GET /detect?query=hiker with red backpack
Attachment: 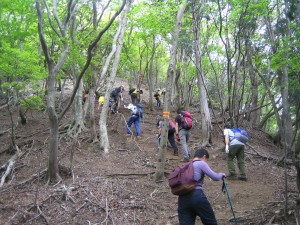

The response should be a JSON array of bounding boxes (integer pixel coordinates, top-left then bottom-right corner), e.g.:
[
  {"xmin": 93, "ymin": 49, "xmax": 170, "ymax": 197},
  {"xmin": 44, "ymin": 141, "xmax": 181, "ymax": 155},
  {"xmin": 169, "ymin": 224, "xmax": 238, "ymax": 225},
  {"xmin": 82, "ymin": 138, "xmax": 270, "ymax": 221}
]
[
  {"xmin": 175, "ymin": 108, "xmax": 193, "ymax": 162},
  {"xmin": 224, "ymin": 124, "xmax": 248, "ymax": 181},
  {"xmin": 157, "ymin": 118, "xmax": 179, "ymax": 156},
  {"xmin": 177, "ymin": 148, "xmax": 225, "ymax": 225}
]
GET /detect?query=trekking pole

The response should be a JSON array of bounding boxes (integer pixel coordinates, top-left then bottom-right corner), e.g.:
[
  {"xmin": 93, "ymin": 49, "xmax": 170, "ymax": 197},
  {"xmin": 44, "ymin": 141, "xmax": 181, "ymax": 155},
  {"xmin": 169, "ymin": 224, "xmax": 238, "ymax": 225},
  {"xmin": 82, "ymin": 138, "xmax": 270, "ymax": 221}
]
[{"xmin": 222, "ymin": 179, "xmax": 238, "ymax": 225}]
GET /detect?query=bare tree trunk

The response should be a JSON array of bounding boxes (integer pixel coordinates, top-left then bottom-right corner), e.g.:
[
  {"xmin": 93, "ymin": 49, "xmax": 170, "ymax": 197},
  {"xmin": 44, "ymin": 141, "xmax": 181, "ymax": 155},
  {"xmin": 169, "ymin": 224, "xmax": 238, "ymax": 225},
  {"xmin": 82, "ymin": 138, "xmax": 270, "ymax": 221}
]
[
  {"xmin": 88, "ymin": 70, "xmax": 98, "ymax": 143},
  {"xmin": 247, "ymin": 44, "xmax": 260, "ymax": 128},
  {"xmin": 99, "ymin": 0, "xmax": 132, "ymax": 153},
  {"xmin": 192, "ymin": 5, "xmax": 211, "ymax": 147},
  {"xmin": 155, "ymin": 4, "xmax": 186, "ymax": 182},
  {"xmin": 98, "ymin": 24, "xmax": 121, "ymax": 88},
  {"xmin": 147, "ymin": 35, "xmax": 156, "ymax": 111},
  {"xmin": 69, "ymin": 66, "xmax": 87, "ymax": 136},
  {"xmin": 47, "ymin": 63, "xmax": 60, "ymax": 183},
  {"xmin": 36, "ymin": 0, "xmax": 76, "ymax": 184}
]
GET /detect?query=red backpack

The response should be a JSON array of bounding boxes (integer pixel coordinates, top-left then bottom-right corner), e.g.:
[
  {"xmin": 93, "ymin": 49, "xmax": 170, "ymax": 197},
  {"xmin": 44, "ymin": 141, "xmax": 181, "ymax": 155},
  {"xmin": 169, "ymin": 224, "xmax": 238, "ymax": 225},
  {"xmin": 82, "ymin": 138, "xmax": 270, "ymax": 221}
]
[
  {"xmin": 168, "ymin": 160, "xmax": 199, "ymax": 195},
  {"xmin": 169, "ymin": 119, "xmax": 176, "ymax": 132},
  {"xmin": 179, "ymin": 111, "xmax": 193, "ymax": 130}
]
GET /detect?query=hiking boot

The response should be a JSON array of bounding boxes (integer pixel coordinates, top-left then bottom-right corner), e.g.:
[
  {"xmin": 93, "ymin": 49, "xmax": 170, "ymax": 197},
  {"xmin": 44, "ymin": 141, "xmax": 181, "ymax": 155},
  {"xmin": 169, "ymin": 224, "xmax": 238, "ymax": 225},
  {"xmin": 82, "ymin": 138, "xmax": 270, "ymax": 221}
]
[
  {"xmin": 238, "ymin": 176, "xmax": 248, "ymax": 181},
  {"xmin": 226, "ymin": 174, "xmax": 237, "ymax": 180},
  {"xmin": 136, "ymin": 136, "xmax": 142, "ymax": 140},
  {"xmin": 174, "ymin": 151, "xmax": 179, "ymax": 156}
]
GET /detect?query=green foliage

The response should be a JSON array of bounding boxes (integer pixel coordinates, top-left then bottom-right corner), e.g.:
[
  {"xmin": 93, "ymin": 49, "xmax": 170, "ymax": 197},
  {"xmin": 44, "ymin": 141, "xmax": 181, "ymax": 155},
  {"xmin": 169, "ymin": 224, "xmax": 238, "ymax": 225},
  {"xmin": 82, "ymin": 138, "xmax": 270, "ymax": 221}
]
[{"xmin": 20, "ymin": 95, "xmax": 46, "ymax": 111}]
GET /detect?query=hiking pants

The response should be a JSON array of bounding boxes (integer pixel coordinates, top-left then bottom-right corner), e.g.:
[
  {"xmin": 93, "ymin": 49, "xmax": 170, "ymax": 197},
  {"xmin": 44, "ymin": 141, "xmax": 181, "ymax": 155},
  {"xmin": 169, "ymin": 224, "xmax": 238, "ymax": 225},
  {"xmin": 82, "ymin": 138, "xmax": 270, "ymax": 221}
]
[
  {"xmin": 179, "ymin": 129, "xmax": 191, "ymax": 160},
  {"xmin": 158, "ymin": 131, "xmax": 178, "ymax": 153},
  {"xmin": 168, "ymin": 130, "xmax": 178, "ymax": 154},
  {"xmin": 227, "ymin": 144, "xmax": 247, "ymax": 178},
  {"xmin": 131, "ymin": 93, "xmax": 138, "ymax": 104},
  {"xmin": 126, "ymin": 115, "xmax": 141, "ymax": 136},
  {"xmin": 178, "ymin": 189, "xmax": 218, "ymax": 225},
  {"xmin": 112, "ymin": 95, "xmax": 120, "ymax": 112},
  {"xmin": 155, "ymin": 97, "xmax": 161, "ymax": 107}
]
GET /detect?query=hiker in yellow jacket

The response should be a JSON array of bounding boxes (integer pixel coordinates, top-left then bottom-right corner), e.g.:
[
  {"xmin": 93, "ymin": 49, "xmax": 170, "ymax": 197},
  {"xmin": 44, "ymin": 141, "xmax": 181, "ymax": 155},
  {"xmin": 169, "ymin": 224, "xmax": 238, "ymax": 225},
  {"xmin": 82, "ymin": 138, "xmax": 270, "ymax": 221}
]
[
  {"xmin": 129, "ymin": 88, "xmax": 143, "ymax": 104},
  {"xmin": 98, "ymin": 96, "xmax": 104, "ymax": 110}
]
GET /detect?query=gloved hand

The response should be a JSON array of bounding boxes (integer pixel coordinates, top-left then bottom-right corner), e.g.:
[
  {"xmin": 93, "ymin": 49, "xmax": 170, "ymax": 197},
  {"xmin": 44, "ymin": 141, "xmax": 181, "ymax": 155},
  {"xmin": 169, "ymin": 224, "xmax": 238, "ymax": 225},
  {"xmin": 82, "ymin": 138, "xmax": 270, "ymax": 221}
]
[
  {"xmin": 176, "ymin": 134, "xmax": 180, "ymax": 142},
  {"xmin": 225, "ymin": 145, "xmax": 229, "ymax": 153}
]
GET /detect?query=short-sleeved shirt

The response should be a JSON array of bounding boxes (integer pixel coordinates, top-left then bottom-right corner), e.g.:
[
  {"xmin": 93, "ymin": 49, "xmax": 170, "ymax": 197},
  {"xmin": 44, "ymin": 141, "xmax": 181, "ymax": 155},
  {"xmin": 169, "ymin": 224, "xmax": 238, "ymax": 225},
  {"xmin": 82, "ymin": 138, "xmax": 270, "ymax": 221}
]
[{"xmin": 224, "ymin": 128, "xmax": 245, "ymax": 146}]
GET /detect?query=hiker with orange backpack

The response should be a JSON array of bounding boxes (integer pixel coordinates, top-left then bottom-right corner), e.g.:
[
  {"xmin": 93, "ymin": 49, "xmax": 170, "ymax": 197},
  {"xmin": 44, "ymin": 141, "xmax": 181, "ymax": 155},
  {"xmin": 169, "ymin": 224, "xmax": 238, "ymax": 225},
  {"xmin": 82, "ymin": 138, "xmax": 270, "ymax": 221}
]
[
  {"xmin": 175, "ymin": 108, "xmax": 193, "ymax": 162},
  {"xmin": 157, "ymin": 118, "xmax": 179, "ymax": 156}
]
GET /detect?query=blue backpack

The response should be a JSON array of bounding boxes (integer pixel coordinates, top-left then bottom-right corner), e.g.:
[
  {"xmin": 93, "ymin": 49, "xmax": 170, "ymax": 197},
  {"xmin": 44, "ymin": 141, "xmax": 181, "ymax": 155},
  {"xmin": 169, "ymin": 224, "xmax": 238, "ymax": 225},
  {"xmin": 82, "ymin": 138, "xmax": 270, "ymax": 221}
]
[
  {"xmin": 134, "ymin": 104, "xmax": 143, "ymax": 119},
  {"xmin": 230, "ymin": 128, "xmax": 249, "ymax": 143}
]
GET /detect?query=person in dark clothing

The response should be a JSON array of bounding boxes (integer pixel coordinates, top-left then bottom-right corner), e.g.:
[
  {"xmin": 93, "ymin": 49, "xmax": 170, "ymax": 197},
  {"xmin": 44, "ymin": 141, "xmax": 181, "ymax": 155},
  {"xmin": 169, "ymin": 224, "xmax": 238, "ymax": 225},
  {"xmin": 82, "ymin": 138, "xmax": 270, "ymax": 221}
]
[
  {"xmin": 178, "ymin": 148, "xmax": 225, "ymax": 225},
  {"xmin": 157, "ymin": 118, "xmax": 179, "ymax": 155},
  {"xmin": 110, "ymin": 85, "xmax": 124, "ymax": 113},
  {"xmin": 129, "ymin": 88, "xmax": 143, "ymax": 104},
  {"xmin": 175, "ymin": 108, "xmax": 192, "ymax": 162},
  {"xmin": 154, "ymin": 89, "xmax": 162, "ymax": 107}
]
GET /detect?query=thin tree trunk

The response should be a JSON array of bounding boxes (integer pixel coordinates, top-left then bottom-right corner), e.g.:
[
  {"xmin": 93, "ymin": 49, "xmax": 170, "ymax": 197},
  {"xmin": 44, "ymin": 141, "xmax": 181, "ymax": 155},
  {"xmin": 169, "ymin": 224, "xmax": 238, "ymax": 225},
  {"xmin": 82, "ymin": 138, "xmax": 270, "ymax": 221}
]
[
  {"xmin": 47, "ymin": 63, "xmax": 60, "ymax": 183},
  {"xmin": 192, "ymin": 5, "xmax": 211, "ymax": 147},
  {"xmin": 99, "ymin": 0, "xmax": 132, "ymax": 153},
  {"xmin": 36, "ymin": 0, "xmax": 75, "ymax": 184},
  {"xmin": 155, "ymin": 4, "xmax": 186, "ymax": 182},
  {"xmin": 70, "ymin": 66, "xmax": 87, "ymax": 136}
]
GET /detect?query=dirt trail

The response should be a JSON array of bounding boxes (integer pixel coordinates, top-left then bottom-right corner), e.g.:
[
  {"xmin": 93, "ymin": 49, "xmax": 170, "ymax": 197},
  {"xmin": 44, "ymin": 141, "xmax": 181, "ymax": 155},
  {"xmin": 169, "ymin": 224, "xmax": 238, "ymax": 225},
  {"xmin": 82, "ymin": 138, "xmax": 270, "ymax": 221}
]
[{"xmin": 0, "ymin": 79, "xmax": 298, "ymax": 224}]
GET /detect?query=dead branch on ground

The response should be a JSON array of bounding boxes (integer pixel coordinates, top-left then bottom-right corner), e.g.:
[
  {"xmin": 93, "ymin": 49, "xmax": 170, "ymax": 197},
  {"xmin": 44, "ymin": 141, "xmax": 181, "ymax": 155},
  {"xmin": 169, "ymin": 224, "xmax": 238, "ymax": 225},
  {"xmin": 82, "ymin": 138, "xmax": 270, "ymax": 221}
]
[{"xmin": 106, "ymin": 172, "xmax": 155, "ymax": 177}]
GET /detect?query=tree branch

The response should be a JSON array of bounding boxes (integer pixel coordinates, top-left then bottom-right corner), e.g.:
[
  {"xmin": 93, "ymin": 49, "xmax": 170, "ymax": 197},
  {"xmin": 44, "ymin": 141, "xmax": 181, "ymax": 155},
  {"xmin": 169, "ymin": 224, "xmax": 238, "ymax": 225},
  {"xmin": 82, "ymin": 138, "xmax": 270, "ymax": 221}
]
[{"xmin": 58, "ymin": 0, "xmax": 126, "ymax": 121}]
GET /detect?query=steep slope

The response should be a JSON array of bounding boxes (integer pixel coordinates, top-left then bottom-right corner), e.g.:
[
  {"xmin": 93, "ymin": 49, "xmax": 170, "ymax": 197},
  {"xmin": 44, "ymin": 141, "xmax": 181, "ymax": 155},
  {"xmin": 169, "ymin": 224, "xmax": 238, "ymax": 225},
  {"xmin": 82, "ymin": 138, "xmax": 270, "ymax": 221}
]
[{"xmin": 0, "ymin": 79, "xmax": 298, "ymax": 225}]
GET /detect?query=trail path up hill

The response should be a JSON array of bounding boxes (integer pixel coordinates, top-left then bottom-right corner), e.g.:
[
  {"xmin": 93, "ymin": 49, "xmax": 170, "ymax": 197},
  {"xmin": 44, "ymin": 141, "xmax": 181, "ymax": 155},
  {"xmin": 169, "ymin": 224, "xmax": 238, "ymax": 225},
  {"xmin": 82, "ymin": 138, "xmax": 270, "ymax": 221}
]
[{"xmin": 0, "ymin": 78, "xmax": 298, "ymax": 225}]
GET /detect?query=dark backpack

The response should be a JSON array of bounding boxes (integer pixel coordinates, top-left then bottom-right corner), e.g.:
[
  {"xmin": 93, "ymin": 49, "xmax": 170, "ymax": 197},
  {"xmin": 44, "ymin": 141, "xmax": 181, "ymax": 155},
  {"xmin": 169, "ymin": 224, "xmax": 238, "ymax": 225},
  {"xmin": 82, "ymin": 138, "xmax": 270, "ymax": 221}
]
[
  {"xmin": 179, "ymin": 111, "xmax": 193, "ymax": 130},
  {"xmin": 168, "ymin": 160, "xmax": 199, "ymax": 195},
  {"xmin": 230, "ymin": 128, "xmax": 249, "ymax": 143},
  {"xmin": 129, "ymin": 88, "xmax": 135, "ymax": 95}
]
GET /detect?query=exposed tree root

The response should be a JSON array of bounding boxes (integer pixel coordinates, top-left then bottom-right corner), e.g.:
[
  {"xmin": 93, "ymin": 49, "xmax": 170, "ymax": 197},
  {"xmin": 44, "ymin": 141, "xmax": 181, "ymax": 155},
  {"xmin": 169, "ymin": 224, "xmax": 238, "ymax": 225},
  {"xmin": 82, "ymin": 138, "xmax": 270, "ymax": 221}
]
[
  {"xmin": 0, "ymin": 127, "xmax": 11, "ymax": 137},
  {"xmin": 0, "ymin": 142, "xmax": 31, "ymax": 187}
]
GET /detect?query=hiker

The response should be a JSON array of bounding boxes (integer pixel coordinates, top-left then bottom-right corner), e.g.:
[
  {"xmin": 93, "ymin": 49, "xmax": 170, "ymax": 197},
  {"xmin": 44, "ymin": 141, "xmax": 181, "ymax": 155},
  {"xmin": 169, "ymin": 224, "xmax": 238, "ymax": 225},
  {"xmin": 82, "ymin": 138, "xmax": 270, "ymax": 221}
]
[
  {"xmin": 110, "ymin": 85, "xmax": 124, "ymax": 113},
  {"xmin": 157, "ymin": 118, "xmax": 179, "ymax": 156},
  {"xmin": 175, "ymin": 108, "xmax": 192, "ymax": 162},
  {"xmin": 97, "ymin": 95, "xmax": 104, "ymax": 110},
  {"xmin": 178, "ymin": 148, "xmax": 225, "ymax": 225},
  {"xmin": 129, "ymin": 88, "xmax": 143, "ymax": 104},
  {"xmin": 154, "ymin": 89, "xmax": 162, "ymax": 107},
  {"xmin": 125, "ymin": 103, "xmax": 143, "ymax": 138},
  {"xmin": 224, "ymin": 124, "xmax": 247, "ymax": 181}
]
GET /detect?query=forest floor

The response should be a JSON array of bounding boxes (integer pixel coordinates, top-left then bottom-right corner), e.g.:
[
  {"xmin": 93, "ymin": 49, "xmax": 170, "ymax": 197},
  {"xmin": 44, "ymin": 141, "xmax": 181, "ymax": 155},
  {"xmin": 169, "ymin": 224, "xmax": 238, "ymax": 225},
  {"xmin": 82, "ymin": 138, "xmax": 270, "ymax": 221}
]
[{"xmin": 0, "ymin": 79, "xmax": 299, "ymax": 225}]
